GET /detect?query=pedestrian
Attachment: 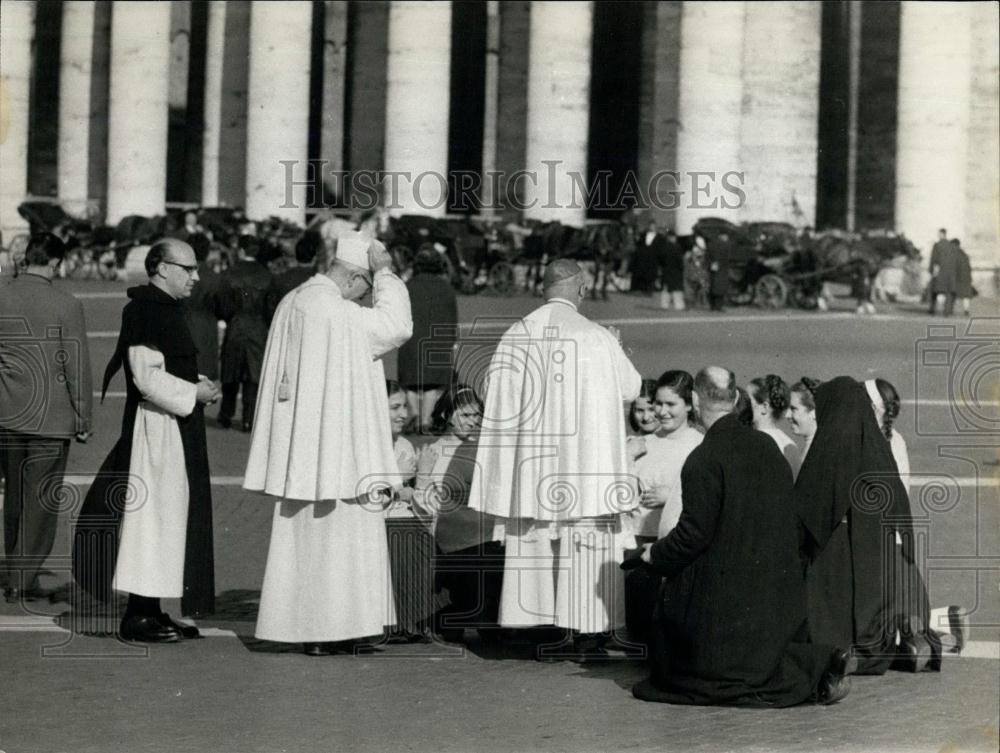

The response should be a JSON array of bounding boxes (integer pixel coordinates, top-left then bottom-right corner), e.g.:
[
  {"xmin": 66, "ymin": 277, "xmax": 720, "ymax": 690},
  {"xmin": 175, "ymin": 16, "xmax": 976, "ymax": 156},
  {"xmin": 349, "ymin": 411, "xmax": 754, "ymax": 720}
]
[
  {"xmin": 927, "ymin": 228, "xmax": 956, "ymax": 315},
  {"xmin": 658, "ymin": 230, "xmax": 685, "ymax": 311},
  {"xmin": 246, "ymin": 232, "xmax": 412, "ymax": 656},
  {"xmin": 396, "ymin": 247, "xmax": 458, "ymax": 433},
  {"xmin": 950, "ymin": 239, "xmax": 973, "ymax": 316},
  {"xmin": 412, "ymin": 385, "xmax": 503, "ymax": 643},
  {"xmin": 0, "ymin": 233, "xmax": 92, "ymax": 602},
  {"xmin": 796, "ymin": 376, "xmax": 926, "ymax": 675},
  {"xmin": 468, "ymin": 259, "xmax": 642, "ymax": 654},
  {"xmin": 72, "ymin": 238, "xmax": 220, "ymax": 642},
  {"xmin": 263, "ymin": 234, "xmax": 320, "ymax": 325},
  {"xmin": 630, "ymin": 219, "xmax": 664, "ymax": 294},
  {"xmin": 747, "ymin": 374, "xmax": 801, "ymax": 478},
  {"xmin": 217, "ymin": 235, "xmax": 271, "ymax": 431},
  {"xmin": 628, "ymin": 367, "xmax": 852, "ymax": 707},
  {"xmin": 184, "ymin": 233, "xmax": 221, "ymax": 381}
]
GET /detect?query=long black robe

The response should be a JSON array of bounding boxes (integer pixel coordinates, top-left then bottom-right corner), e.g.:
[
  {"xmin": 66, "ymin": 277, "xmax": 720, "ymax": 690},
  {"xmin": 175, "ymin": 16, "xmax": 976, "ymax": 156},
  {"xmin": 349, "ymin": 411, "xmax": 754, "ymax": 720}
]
[
  {"xmin": 72, "ymin": 284, "xmax": 215, "ymax": 616},
  {"xmin": 795, "ymin": 376, "xmax": 919, "ymax": 675},
  {"xmin": 634, "ymin": 414, "xmax": 830, "ymax": 707},
  {"xmin": 217, "ymin": 259, "xmax": 270, "ymax": 385},
  {"xmin": 396, "ymin": 274, "xmax": 457, "ymax": 388}
]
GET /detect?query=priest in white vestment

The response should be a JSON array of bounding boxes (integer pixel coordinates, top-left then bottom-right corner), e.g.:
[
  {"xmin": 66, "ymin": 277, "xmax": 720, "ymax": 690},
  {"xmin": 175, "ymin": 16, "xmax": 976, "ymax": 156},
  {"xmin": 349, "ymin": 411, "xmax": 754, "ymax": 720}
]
[
  {"xmin": 245, "ymin": 233, "xmax": 412, "ymax": 655},
  {"xmin": 468, "ymin": 259, "xmax": 642, "ymax": 637}
]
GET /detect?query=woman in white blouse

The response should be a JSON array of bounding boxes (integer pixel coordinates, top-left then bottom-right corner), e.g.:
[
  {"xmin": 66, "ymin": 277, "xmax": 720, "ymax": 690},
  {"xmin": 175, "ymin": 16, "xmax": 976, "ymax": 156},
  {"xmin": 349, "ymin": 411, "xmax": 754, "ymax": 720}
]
[{"xmin": 747, "ymin": 374, "xmax": 802, "ymax": 479}]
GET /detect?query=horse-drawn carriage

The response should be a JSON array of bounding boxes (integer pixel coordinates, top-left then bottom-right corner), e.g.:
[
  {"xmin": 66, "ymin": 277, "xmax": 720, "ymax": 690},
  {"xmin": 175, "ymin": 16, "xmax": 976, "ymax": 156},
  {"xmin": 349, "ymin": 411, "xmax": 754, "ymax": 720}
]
[{"xmin": 688, "ymin": 217, "xmax": 919, "ymax": 309}]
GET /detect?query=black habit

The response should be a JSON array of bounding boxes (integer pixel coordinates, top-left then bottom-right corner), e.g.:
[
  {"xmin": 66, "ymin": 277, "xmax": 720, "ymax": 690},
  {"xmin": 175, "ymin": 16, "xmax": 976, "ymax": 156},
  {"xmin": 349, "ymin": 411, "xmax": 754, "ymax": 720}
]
[
  {"xmin": 795, "ymin": 377, "xmax": 919, "ymax": 675},
  {"xmin": 397, "ymin": 274, "xmax": 458, "ymax": 388},
  {"xmin": 634, "ymin": 414, "xmax": 831, "ymax": 707},
  {"xmin": 72, "ymin": 285, "xmax": 215, "ymax": 616}
]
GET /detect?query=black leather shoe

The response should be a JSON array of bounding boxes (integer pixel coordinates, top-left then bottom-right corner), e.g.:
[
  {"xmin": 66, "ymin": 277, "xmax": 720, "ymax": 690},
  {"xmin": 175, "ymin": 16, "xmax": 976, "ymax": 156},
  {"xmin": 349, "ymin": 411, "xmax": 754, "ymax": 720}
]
[
  {"xmin": 815, "ymin": 648, "xmax": 854, "ymax": 705},
  {"xmin": 159, "ymin": 613, "xmax": 203, "ymax": 639},
  {"xmin": 894, "ymin": 636, "xmax": 931, "ymax": 673},
  {"xmin": 217, "ymin": 416, "xmax": 232, "ymax": 429},
  {"xmin": 303, "ymin": 642, "xmax": 333, "ymax": 656},
  {"xmin": 120, "ymin": 616, "xmax": 182, "ymax": 643},
  {"xmin": 241, "ymin": 419, "xmax": 253, "ymax": 433}
]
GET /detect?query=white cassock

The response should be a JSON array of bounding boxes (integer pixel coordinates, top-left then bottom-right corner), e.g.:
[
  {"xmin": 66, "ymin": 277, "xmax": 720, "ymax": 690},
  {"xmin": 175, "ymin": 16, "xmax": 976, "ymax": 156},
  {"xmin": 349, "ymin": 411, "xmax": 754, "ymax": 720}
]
[
  {"xmin": 467, "ymin": 299, "xmax": 642, "ymax": 633},
  {"xmin": 246, "ymin": 270, "xmax": 412, "ymax": 642},
  {"xmin": 113, "ymin": 346, "xmax": 196, "ymax": 598}
]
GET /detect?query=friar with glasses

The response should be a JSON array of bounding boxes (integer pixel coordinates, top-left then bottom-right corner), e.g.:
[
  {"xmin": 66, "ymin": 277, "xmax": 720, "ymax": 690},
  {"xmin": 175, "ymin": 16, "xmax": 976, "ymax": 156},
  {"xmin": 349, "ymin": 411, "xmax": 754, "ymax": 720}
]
[{"xmin": 73, "ymin": 238, "xmax": 221, "ymax": 643}]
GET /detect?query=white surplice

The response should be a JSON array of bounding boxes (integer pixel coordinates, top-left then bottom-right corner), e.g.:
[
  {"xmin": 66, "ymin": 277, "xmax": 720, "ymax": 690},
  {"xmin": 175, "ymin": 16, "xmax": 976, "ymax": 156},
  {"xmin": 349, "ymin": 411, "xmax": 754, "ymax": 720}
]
[
  {"xmin": 112, "ymin": 346, "xmax": 197, "ymax": 598},
  {"xmin": 467, "ymin": 300, "xmax": 642, "ymax": 632},
  {"xmin": 248, "ymin": 270, "xmax": 412, "ymax": 643}
]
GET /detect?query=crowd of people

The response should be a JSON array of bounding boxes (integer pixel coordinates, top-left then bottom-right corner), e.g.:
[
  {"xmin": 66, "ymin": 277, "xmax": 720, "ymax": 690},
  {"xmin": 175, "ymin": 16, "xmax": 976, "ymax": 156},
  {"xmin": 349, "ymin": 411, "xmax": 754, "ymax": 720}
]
[{"xmin": 1, "ymin": 230, "xmax": 968, "ymax": 711}]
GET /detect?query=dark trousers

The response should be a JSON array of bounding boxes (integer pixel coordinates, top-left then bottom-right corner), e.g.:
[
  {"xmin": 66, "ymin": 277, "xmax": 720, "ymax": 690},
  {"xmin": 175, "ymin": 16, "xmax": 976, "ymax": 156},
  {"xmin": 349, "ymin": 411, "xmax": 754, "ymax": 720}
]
[
  {"xmin": 434, "ymin": 541, "xmax": 505, "ymax": 635},
  {"xmin": 0, "ymin": 428, "xmax": 70, "ymax": 590},
  {"xmin": 219, "ymin": 381, "xmax": 258, "ymax": 425}
]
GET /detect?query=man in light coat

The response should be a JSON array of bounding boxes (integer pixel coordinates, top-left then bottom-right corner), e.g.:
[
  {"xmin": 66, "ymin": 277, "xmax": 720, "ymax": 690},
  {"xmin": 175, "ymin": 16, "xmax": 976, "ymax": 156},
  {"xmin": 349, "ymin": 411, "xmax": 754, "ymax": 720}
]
[{"xmin": 245, "ymin": 232, "xmax": 412, "ymax": 656}]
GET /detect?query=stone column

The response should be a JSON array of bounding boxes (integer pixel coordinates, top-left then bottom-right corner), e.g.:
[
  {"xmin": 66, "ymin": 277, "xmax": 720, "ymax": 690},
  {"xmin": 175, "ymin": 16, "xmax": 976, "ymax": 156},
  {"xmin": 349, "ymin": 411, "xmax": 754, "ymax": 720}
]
[
  {"xmin": 739, "ymin": 2, "xmax": 822, "ymax": 226},
  {"xmin": 201, "ymin": 0, "xmax": 226, "ymax": 206},
  {"xmin": 58, "ymin": 1, "xmax": 97, "ymax": 219},
  {"xmin": 636, "ymin": 1, "xmax": 682, "ymax": 229},
  {"xmin": 495, "ymin": 1, "xmax": 530, "ymax": 217},
  {"xmin": 320, "ymin": 0, "xmax": 348, "ymax": 202},
  {"xmin": 218, "ymin": 0, "xmax": 249, "ymax": 209},
  {"xmin": 383, "ymin": 1, "xmax": 452, "ymax": 217},
  {"xmin": 523, "ymin": 1, "xmax": 593, "ymax": 225},
  {"xmin": 106, "ymin": 0, "xmax": 172, "ymax": 224},
  {"xmin": 895, "ymin": 2, "xmax": 972, "ymax": 253},
  {"xmin": 964, "ymin": 1, "xmax": 999, "ymax": 289},
  {"xmin": 245, "ymin": 0, "xmax": 312, "ymax": 223},
  {"xmin": 480, "ymin": 0, "xmax": 500, "ymax": 214},
  {"xmin": 674, "ymin": 1, "xmax": 746, "ymax": 234},
  {"xmin": 0, "ymin": 0, "xmax": 35, "ymax": 238}
]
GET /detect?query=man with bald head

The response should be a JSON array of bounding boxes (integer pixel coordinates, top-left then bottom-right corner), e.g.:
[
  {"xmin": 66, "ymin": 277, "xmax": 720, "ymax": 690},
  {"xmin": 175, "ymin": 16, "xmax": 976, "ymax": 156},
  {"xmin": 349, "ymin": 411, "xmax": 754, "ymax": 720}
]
[
  {"xmin": 628, "ymin": 366, "xmax": 852, "ymax": 706},
  {"xmin": 469, "ymin": 258, "xmax": 642, "ymax": 654},
  {"xmin": 74, "ymin": 238, "xmax": 221, "ymax": 642}
]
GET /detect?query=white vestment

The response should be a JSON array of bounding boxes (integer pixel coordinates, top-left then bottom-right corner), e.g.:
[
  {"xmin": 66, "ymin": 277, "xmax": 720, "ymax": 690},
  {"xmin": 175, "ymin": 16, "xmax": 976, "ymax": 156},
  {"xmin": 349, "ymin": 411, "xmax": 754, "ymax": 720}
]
[
  {"xmin": 113, "ymin": 346, "xmax": 196, "ymax": 598},
  {"xmin": 468, "ymin": 300, "xmax": 642, "ymax": 632},
  {"xmin": 248, "ymin": 270, "xmax": 412, "ymax": 642}
]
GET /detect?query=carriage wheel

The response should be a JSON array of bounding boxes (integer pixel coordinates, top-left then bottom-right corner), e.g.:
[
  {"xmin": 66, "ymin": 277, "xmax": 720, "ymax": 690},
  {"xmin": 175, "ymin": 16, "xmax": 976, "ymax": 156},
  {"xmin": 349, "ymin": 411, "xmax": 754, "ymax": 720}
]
[
  {"xmin": 790, "ymin": 287, "xmax": 819, "ymax": 310},
  {"xmin": 754, "ymin": 274, "xmax": 788, "ymax": 308},
  {"xmin": 488, "ymin": 262, "xmax": 515, "ymax": 295}
]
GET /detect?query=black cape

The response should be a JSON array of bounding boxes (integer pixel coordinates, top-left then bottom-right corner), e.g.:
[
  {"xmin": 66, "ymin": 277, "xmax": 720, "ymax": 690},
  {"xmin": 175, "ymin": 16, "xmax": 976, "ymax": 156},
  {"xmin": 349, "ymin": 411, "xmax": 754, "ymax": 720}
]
[
  {"xmin": 72, "ymin": 284, "xmax": 215, "ymax": 616},
  {"xmin": 396, "ymin": 274, "xmax": 457, "ymax": 388},
  {"xmin": 634, "ymin": 414, "xmax": 830, "ymax": 707},
  {"xmin": 795, "ymin": 376, "xmax": 922, "ymax": 675}
]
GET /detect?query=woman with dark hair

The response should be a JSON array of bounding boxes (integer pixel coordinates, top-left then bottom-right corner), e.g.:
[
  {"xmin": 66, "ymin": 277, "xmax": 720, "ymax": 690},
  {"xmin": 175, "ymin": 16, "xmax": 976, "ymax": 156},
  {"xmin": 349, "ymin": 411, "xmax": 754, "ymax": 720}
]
[
  {"xmin": 627, "ymin": 379, "xmax": 660, "ymax": 435},
  {"xmin": 795, "ymin": 376, "xmax": 934, "ymax": 675},
  {"xmin": 397, "ymin": 247, "xmax": 458, "ymax": 433},
  {"xmin": 623, "ymin": 370, "xmax": 702, "ymax": 645},
  {"xmin": 382, "ymin": 380, "xmax": 442, "ymax": 640},
  {"xmin": 413, "ymin": 385, "xmax": 503, "ymax": 642},
  {"xmin": 748, "ymin": 374, "xmax": 801, "ymax": 478},
  {"xmin": 788, "ymin": 377, "xmax": 821, "ymax": 459}
]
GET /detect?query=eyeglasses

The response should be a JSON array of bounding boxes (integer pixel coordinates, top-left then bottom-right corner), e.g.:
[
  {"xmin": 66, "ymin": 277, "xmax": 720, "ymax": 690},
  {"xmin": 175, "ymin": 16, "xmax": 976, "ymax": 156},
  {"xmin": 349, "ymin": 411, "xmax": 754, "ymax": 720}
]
[{"xmin": 162, "ymin": 260, "xmax": 198, "ymax": 275}]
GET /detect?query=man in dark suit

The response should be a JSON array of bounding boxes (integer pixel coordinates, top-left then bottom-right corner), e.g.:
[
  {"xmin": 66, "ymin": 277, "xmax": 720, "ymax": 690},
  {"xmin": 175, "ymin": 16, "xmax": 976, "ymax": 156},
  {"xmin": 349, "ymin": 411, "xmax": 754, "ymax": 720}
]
[
  {"xmin": 217, "ymin": 235, "xmax": 271, "ymax": 431},
  {"xmin": 628, "ymin": 366, "xmax": 852, "ymax": 707},
  {"xmin": 706, "ymin": 232, "xmax": 731, "ymax": 311},
  {"xmin": 184, "ymin": 233, "xmax": 222, "ymax": 380},
  {"xmin": 264, "ymin": 234, "xmax": 319, "ymax": 325},
  {"xmin": 0, "ymin": 233, "xmax": 92, "ymax": 601},
  {"xmin": 928, "ymin": 228, "xmax": 956, "ymax": 315}
]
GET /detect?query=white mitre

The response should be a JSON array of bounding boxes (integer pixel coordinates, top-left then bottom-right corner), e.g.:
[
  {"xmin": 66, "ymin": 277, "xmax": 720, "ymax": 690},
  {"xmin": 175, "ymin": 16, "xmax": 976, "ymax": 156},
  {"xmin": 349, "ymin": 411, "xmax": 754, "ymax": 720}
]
[{"xmin": 336, "ymin": 231, "xmax": 371, "ymax": 271}]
